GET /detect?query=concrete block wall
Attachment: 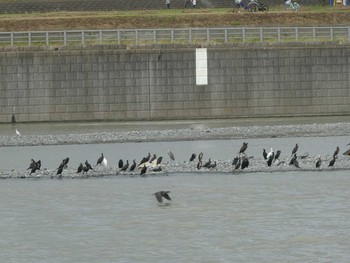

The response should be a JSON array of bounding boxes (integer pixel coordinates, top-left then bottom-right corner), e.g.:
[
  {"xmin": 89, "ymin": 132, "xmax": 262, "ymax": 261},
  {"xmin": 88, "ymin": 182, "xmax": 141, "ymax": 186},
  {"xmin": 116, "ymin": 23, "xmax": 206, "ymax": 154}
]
[{"xmin": 0, "ymin": 44, "xmax": 349, "ymax": 123}]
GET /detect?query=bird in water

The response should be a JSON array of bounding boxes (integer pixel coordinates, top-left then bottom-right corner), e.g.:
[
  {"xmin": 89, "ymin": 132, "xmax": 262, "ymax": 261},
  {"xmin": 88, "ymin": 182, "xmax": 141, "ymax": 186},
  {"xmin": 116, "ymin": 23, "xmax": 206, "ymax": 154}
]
[
  {"xmin": 153, "ymin": 191, "xmax": 171, "ymax": 203},
  {"xmin": 291, "ymin": 143, "xmax": 299, "ymax": 156},
  {"xmin": 120, "ymin": 160, "xmax": 129, "ymax": 171},
  {"xmin": 167, "ymin": 150, "xmax": 175, "ymax": 161},
  {"xmin": 15, "ymin": 128, "xmax": 21, "ymax": 136},
  {"xmin": 328, "ymin": 157, "xmax": 336, "ymax": 167},
  {"xmin": 316, "ymin": 157, "xmax": 322, "ymax": 168},
  {"xmin": 129, "ymin": 160, "xmax": 137, "ymax": 172},
  {"xmin": 189, "ymin": 153, "xmax": 196, "ymax": 162},
  {"xmin": 333, "ymin": 146, "xmax": 340, "ymax": 159},
  {"xmin": 239, "ymin": 142, "xmax": 248, "ymax": 154}
]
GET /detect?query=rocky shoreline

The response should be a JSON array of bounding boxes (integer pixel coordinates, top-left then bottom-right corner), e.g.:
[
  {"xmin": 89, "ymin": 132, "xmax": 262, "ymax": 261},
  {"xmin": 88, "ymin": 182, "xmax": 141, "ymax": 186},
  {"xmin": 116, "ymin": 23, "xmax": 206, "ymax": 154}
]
[
  {"xmin": 1, "ymin": 121, "xmax": 350, "ymax": 178},
  {"xmin": 2, "ymin": 122, "xmax": 350, "ymax": 147}
]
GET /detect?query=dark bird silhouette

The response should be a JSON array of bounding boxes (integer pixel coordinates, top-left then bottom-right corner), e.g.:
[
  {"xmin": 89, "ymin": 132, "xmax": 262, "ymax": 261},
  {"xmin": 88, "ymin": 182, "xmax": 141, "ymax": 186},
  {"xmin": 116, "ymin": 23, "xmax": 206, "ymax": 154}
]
[
  {"xmin": 333, "ymin": 146, "xmax": 340, "ymax": 158},
  {"xmin": 153, "ymin": 191, "xmax": 171, "ymax": 203},
  {"xmin": 139, "ymin": 153, "xmax": 151, "ymax": 166},
  {"xmin": 239, "ymin": 142, "xmax": 248, "ymax": 154},
  {"xmin": 267, "ymin": 152, "xmax": 275, "ymax": 167},
  {"xmin": 58, "ymin": 157, "xmax": 69, "ymax": 170},
  {"xmin": 263, "ymin": 149, "xmax": 267, "ymax": 160},
  {"xmin": 167, "ymin": 150, "xmax": 175, "ymax": 161},
  {"xmin": 293, "ymin": 158, "xmax": 300, "ymax": 168},
  {"xmin": 241, "ymin": 157, "xmax": 249, "ymax": 169},
  {"xmin": 118, "ymin": 159, "xmax": 124, "ymax": 169},
  {"xmin": 129, "ymin": 160, "xmax": 137, "ymax": 172},
  {"xmin": 156, "ymin": 156, "xmax": 163, "ymax": 165},
  {"xmin": 77, "ymin": 163, "xmax": 83, "ymax": 173},
  {"xmin": 140, "ymin": 165, "xmax": 147, "ymax": 176},
  {"xmin": 35, "ymin": 160, "xmax": 41, "ymax": 170},
  {"xmin": 232, "ymin": 156, "xmax": 239, "ymax": 166},
  {"xmin": 149, "ymin": 154, "xmax": 157, "ymax": 163},
  {"xmin": 328, "ymin": 157, "xmax": 336, "ymax": 167},
  {"xmin": 190, "ymin": 153, "xmax": 196, "ymax": 162},
  {"xmin": 85, "ymin": 160, "xmax": 93, "ymax": 170},
  {"xmin": 96, "ymin": 153, "xmax": 104, "ymax": 166},
  {"xmin": 342, "ymin": 148, "xmax": 350, "ymax": 156},
  {"xmin": 30, "ymin": 160, "xmax": 41, "ymax": 174},
  {"xmin": 27, "ymin": 159, "xmax": 36, "ymax": 170},
  {"xmin": 274, "ymin": 150, "xmax": 281, "ymax": 162},
  {"xmin": 57, "ymin": 166, "xmax": 63, "ymax": 176},
  {"xmin": 316, "ymin": 157, "xmax": 322, "ymax": 168},
  {"xmin": 291, "ymin": 144, "xmax": 299, "ymax": 156},
  {"xmin": 197, "ymin": 161, "xmax": 202, "ymax": 170},
  {"xmin": 120, "ymin": 160, "xmax": 129, "ymax": 171},
  {"xmin": 198, "ymin": 152, "xmax": 203, "ymax": 163},
  {"xmin": 152, "ymin": 167, "xmax": 162, "ymax": 172},
  {"xmin": 207, "ymin": 161, "xmax": 217, "ymax": 169},
  {"xmin": 289, "ymin": 154, "xmax": 297, "ymax": 166},
  {"xmin": 289, "ymin": 154, "xmax": 300, "ymax": 168},
  {"xmin": 203, "ymin": 158, "xmax": 211, "ymax": 168},
  {"xmin": 233, "ymin": 158, "xmax": 241, "ymax": 170}
]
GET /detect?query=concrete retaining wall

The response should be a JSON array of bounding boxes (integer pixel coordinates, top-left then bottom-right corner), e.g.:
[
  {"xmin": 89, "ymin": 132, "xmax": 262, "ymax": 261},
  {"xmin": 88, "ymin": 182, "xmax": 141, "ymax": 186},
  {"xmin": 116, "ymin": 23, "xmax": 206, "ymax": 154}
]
[{"xmin": 0, "ymin": 43, "xmax": 349, "ymax": 123}]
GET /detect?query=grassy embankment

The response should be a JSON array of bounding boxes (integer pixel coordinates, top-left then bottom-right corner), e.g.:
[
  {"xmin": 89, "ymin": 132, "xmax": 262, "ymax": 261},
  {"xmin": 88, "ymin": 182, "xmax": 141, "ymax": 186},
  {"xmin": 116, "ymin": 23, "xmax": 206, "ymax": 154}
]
[{"xmin": 0, "ymin": 5, "xmax": 349, "ymax": 31}]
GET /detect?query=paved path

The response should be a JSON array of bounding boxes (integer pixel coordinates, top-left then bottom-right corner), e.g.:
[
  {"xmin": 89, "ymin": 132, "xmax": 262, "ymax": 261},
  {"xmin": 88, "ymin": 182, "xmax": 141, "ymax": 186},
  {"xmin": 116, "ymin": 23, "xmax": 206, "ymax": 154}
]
[{"xmin": 0, "ymin": 0, "xmax": 232, "ymax": 14}]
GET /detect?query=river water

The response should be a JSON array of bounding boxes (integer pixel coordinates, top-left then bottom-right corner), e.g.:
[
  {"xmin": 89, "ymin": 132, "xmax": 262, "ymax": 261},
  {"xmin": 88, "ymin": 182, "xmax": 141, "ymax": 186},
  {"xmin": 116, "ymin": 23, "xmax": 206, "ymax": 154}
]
[
  {"xmin": 0, "ymin": 172, "xmax": 349, "ymax": 262},
  {"xmin": 1, "ymin": 135, "xmax": 350, "ymax": 262}
]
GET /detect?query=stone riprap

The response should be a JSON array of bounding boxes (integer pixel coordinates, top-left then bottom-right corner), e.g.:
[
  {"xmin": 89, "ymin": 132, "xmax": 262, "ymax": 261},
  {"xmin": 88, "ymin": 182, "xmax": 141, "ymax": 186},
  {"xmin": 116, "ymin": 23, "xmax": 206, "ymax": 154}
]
[{"xmin": 1, "ymin": 121, "xmax": 350, "ymax": 178}]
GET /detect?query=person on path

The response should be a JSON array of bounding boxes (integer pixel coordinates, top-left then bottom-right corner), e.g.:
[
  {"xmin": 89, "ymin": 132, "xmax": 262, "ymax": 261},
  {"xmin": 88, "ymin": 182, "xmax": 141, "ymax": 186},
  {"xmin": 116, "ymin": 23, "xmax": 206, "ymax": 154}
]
[
  {"xmin": 192, "ymin": 0, "xmax": 197, "ymax": 8},
  {"xmin": 166, "ymin": 0, "xmax": 171, "ymax": 9}
]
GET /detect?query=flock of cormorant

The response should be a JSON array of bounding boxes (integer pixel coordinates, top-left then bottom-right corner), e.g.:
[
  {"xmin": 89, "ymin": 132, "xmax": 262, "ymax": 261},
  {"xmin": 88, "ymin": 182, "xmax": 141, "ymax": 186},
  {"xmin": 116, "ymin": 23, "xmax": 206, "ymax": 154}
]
[{"xmin": 19, "ymin": 141, "xmax": 349, "ymax": 180}]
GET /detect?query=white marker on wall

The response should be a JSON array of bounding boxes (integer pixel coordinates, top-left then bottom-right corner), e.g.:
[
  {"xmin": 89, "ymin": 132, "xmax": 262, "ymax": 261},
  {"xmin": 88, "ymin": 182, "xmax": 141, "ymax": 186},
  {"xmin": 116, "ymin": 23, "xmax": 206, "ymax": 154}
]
[{"xmin": 196, "ymin": 48, "xmax": 208, "ymax": 85}]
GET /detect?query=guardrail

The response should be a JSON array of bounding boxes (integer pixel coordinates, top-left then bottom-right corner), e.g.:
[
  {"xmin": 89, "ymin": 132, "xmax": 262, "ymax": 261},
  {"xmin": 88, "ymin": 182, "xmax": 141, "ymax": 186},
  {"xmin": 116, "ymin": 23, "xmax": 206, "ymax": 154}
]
[{"xmin": 0, "ymin": 26, "xmax": 350, "ymax": 47}]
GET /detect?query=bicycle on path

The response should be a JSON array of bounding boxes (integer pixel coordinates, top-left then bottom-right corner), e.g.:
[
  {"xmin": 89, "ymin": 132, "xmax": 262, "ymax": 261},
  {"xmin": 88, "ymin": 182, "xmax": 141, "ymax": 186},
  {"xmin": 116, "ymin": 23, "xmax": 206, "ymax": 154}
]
[
  {"xmin": 234, "ymin": 0, "xmax": 269, "ymax": 12},
  {"xmin": 284, "ymin": 0, "xmax": 300, "ymax": 11}
]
